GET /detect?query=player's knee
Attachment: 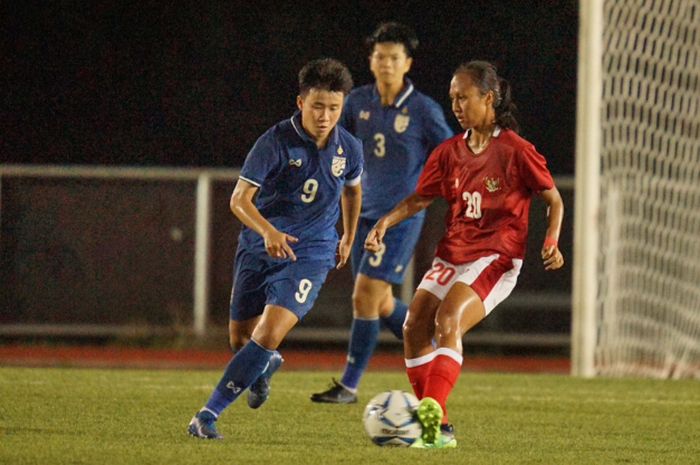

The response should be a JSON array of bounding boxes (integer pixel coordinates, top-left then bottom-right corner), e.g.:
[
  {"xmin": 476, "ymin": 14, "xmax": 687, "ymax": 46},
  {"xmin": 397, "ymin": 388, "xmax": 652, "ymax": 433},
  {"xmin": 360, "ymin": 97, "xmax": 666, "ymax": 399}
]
[
  {"xmin": 401, "ymin": 320, "xmax": 411, "ymax": 340},
  {"xmin": 250, "ymin": 331, "xmax": 283, "ymax": 350},
  {"xmin": 250, "ymin": 321, "xmax": 287, "ymax": 350},
  {"xmin": 229, "ymin": 337, "xmax": 244, "ymax": 352},
  {"xmin": 402, "ymin": 314, "xmax": 422, "ymax": 340},
  {"xmin": 352, "ymin": 288, "xmax": 380, "ymax": 318},
  {"xmin": 377, "ymin": 293, "xmax": 396, "ymax": 318},
  {"xmin": 229, "ymin": 331, "xmax": 248, "ymax": 352},
  {"xmin": 434, "ymin": 312, "xmax": 460, "ymax": 339}
]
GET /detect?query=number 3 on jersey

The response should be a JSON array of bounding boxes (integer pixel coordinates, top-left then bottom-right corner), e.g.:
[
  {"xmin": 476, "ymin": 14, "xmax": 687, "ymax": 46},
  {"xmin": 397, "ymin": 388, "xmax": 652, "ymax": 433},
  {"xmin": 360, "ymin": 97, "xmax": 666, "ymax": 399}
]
[
  {"xmin": 373, "ymin": 133, "xmax": 386, "ymax": 158},
  {"xmin": 462, "ymin": 191, "xmax": 482, "ymax": 219}
]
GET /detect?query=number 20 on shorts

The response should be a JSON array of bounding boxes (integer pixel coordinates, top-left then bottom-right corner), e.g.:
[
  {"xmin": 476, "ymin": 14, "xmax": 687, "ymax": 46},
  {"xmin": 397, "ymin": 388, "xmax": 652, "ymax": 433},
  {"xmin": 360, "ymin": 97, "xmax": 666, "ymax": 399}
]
[{"xmin": 425, "ymin": 262, "xmax": 456, "ymax": 285}]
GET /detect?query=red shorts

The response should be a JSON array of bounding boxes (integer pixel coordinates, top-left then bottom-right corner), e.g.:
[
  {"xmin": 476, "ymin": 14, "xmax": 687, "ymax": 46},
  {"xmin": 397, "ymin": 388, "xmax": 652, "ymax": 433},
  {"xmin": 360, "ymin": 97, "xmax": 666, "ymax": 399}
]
[{"xmin": 416, "ymin": 254, "xmax": 522, "ymax": 315}]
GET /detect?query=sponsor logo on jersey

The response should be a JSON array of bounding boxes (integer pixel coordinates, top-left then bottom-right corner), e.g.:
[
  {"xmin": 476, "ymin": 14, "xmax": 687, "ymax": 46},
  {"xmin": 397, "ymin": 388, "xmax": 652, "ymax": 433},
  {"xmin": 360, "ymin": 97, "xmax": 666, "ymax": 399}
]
[
  {"xmin": 359, "ymin": 110, "xmax": 370, "ymax": 120},
  {"xmin": 332, "ymin": 156, "xmax": 346, "ymax": 177},
  {"xmin": 394, "ymin": 114, "xmax": 410, "ymax": 133},
  {"xmin": 484, "ymin": 176, "xmax": 501, "ymax": 193},
  {"xmin": 289, "ymin": 158, "xmax": 302, "ymax": 167}
]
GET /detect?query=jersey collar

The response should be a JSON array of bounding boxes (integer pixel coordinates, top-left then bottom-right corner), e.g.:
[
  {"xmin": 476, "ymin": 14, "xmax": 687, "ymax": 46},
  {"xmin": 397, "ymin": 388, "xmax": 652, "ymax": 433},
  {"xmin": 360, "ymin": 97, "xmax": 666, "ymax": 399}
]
[
  {"xmin": 371, "ymin": 78, "xmax": 415, "ymax": 108},
  {"xmin": 462, "ymin": 126, "xmax": 502, "ymax": 139},
  {"xmin": 290, "ymin": 110, "xmax": 340, "ymax": 148}
]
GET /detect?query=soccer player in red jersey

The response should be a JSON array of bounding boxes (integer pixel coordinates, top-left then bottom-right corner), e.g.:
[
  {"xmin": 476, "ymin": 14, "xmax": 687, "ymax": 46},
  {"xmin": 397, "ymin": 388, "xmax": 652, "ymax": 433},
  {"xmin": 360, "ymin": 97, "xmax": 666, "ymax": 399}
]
[{"xmin": 364, "ymin": 60, "xmax": 565, "ymax": 448}]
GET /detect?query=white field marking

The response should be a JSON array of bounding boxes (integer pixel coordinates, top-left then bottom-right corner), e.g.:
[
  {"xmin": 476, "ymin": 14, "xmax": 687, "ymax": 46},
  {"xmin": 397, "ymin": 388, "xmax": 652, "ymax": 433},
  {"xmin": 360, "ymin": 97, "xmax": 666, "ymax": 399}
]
[{"xmin": 465, "ymin": 392, "xmax": 700, "ymax": 407}]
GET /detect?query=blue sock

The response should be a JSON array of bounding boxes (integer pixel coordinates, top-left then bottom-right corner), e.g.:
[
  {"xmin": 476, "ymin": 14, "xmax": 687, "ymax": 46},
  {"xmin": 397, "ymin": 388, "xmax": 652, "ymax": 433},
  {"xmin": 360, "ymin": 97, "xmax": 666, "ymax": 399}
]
[
  {"xmin": 254, "ymin": 349, "xmax": 280, "ymax": 381},
  {"xmin": 381, "ymin": 298, "xmax": 408, "ymax": 340},
  {"xmin": 204, "ymin": 340, "xmax": 273, "ymax": 417},
  {"xmin": 340, "ymin": 318, "xmax": 380, "ymax": 390}
]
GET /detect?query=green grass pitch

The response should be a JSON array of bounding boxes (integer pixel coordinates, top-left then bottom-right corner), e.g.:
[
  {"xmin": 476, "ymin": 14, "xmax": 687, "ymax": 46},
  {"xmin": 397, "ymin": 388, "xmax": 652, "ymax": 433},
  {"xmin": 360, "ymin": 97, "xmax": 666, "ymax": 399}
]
[{"xmin": 1, "ymin": 367, "xmax": 698, "ymax": 464}]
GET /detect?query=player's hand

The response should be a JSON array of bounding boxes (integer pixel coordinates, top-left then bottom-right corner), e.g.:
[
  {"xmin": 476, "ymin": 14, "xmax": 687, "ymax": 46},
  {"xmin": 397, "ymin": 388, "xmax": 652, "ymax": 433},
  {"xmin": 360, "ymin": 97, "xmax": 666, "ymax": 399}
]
[
  {"xmin": 364, "ymin": 221, "xmax": 387, "ymax": 253},
  {"xmin": 541, "ymin": 237, "xmax": 564, "ymax": 271},
  {"xmin": 263, "ymin": 229, "xmax": 298, "ymax": 261},
  {"xmin": 336, "ymin": 235, "xmax": 353, "ymax": 269}
]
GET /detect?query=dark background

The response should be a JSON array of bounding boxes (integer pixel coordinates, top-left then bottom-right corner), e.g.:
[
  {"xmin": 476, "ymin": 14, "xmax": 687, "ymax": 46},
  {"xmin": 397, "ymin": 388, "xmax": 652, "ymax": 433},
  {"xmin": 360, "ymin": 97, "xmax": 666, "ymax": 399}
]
[
  {"xmin": 2, "ymin": 0, "xmax": 578, "ymax": 174},
  {"xmin": 1, "ymin": 1, "xmax": 577, "ymax": 350}
]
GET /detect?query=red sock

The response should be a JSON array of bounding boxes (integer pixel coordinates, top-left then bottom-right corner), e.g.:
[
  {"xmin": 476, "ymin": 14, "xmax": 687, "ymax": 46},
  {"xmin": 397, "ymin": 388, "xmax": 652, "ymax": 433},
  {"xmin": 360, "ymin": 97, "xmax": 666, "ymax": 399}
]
[
  {"xmin": 423, "ymin": 354, "xmax": 462, "ymax": 424},
  {"xmin": 406, "ymin": 361, "xmax": 433, "ymax": 398}
]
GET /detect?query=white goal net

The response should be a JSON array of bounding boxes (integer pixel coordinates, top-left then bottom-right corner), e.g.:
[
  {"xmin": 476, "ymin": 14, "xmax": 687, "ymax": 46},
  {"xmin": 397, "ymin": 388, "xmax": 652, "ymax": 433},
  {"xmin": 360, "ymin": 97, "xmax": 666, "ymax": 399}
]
[{"xmin": 574, "ymin": 0, "xmax": 700, "ymax": 378}]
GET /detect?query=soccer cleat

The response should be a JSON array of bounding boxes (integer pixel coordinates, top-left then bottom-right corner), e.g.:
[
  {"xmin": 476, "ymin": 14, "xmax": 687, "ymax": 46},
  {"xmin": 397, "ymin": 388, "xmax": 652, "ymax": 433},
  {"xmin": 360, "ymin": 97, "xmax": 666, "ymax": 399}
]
[
  {"xmin": 248, "ymin": 351, "xmax": 284, "ymax": 409},
  {"xmin": 414, "ymin": 397, "xmax": 443, "ymax": 446},
  {"xmin": 187, "ymin": 410, "xmax": 222, "ymax": 439},
  {"xmin": 410, "ymin": 421, "xmax": 457, "ymax": 449},
  {"xmin": 410, "ymin": 433, "xmax": 457, "ymax": 449},
  {"xmin": 441, "ymin": 423, "xmax": 456, "ymax": 440},
  {"xmin": 436, "ymin": 423, "xmax": 458, "ymax": 448},
  {"xmin": 309, "ymin": 378, "xmax": 358, "ymax": 404}
]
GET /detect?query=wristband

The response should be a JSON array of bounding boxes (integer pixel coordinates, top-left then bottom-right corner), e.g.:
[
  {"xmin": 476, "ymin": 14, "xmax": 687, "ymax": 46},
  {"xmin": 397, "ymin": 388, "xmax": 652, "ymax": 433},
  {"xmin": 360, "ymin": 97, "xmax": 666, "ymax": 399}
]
[{"xmin": 543, "ymin": 236, "xmax": 558, "ymax": 249}]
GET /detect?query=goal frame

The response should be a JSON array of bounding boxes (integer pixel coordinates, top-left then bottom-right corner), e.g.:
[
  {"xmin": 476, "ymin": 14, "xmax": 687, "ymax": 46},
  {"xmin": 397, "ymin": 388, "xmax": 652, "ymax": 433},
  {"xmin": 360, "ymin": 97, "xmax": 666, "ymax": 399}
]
[{"xmin": 572, "ymin": 0, "xmax": 603, "ymax": 377}]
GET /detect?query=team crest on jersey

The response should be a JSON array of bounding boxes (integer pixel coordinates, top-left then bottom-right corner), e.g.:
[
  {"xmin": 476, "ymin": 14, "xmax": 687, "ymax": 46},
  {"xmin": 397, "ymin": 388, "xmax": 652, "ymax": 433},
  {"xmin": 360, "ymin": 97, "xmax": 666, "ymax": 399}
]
[
  {"xmin": 359, "ymin": 110, "xmax": 370, "ymax": 120},
  {"xmin": 484, "ymin": 176, "xmax": 501, "ymax": 193},
  {"xmin": 332, "ymin": 156, "xmax": 346, "ymax": 177},
  {"xmin": 394, "ymin": 109, "xmax": 410, "ymax": 133}
]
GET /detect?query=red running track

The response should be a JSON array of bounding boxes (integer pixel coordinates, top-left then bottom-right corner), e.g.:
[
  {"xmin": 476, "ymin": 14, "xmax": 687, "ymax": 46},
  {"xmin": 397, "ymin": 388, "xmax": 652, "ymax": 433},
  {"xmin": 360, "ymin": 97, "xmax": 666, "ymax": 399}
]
[{"xmin": 0, "ymin": 345, "xmax": 570, "ymax": 374}]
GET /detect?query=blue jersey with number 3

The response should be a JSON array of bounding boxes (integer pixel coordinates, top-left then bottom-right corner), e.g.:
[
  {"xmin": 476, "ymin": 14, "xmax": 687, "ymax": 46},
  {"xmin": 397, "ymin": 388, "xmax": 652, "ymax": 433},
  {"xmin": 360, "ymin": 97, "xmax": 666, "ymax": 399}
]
[
  {"xmin": 339, "ymin": 79, "xmax": 453, "ymax": 219},
  {"xmin": 237, "ymin": 111, "xmax": 363, "ymax": 261}
]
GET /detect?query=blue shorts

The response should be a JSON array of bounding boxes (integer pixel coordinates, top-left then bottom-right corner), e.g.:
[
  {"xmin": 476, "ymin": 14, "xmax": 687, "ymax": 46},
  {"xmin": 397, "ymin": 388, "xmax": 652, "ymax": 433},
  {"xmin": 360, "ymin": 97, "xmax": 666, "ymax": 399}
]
[
  {"xmin": 229, "ymin": 246, "xmax": 334, "ymax": 322},
  {"xmin": 351, "ymin": 215, "xmax": 424, "ymax": 285}
]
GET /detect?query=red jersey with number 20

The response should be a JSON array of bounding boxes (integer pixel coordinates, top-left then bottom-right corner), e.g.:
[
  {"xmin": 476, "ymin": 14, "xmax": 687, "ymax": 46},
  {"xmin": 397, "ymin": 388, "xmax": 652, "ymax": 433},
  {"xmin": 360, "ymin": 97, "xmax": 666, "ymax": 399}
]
[{"xmin": 415, "ymin": 128, "xmax": 554, "ymax": 264}]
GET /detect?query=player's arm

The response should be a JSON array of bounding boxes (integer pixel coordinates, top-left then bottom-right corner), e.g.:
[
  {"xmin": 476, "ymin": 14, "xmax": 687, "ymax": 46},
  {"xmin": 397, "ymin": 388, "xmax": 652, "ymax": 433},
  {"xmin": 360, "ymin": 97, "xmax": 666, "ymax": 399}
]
[
  {"xmin": 539, "ymin": 186, "xmax": 564, "ymax": 270},
  {"xmin": 336, "ymin": 183, "xmax": 362, "ymax": 269},
  {"xmin": 230, "ymin": 179, "xmax": 298, "ymax": 261},
  {"xmin": 364, "ymin": 192, "xmax": 434, "ymax": 253}
]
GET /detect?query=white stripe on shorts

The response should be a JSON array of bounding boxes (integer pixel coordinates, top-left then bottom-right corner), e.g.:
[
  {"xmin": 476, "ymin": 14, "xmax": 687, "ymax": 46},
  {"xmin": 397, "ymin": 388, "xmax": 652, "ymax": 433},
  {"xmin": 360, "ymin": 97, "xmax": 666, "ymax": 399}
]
[{"xmin": 477, "ymin": 260, "xmax": 522, "ymax": 315}]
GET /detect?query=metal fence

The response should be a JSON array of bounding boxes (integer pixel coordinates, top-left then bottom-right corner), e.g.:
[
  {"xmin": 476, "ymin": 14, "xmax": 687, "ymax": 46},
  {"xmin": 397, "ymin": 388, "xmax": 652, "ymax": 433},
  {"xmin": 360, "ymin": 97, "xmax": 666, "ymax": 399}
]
[{"xmin": 0, "ymin": 165, "xmax": 573, "ymax": 350}]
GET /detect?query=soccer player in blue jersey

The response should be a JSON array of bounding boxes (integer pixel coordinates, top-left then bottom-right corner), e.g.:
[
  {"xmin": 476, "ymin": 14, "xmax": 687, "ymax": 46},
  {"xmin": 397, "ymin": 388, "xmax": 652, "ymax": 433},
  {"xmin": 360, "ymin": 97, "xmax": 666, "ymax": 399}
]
[
  {"xmin": 188, "ymin": 58, "xmax": 363, "ymax": 439},
  {"xmin": 311, "ymin": 22, "xmax": 453, "ymax": 404}
]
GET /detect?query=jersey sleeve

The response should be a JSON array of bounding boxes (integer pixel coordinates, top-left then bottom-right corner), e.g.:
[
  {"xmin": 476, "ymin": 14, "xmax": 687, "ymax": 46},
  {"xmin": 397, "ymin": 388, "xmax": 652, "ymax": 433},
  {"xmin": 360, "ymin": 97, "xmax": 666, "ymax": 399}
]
[
  {"xmin": 422, "ymin": 99, "xmax": 454, "ymax": 156},
  {"xmin": 239, "ymin": 131, "xmax": 283, "ymax": 187},
  {"xmin": 415, "ymin": 147, "xmax": 445, "ymax": 197},
  {"xmin": 518, "ymin": 144, "xmax": 554, "ymax": 192},
  {"xmin": 345, "ymin": 138, "xmax": 364, "ymax": 186}
]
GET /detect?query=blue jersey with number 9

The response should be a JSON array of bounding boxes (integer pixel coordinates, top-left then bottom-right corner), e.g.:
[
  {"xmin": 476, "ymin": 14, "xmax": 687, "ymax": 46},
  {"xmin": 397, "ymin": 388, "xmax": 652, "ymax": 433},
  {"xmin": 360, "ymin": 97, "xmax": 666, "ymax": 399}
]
[{"xmin": 237, "ymin": 111, "xmax": 363, "ymax": 261}]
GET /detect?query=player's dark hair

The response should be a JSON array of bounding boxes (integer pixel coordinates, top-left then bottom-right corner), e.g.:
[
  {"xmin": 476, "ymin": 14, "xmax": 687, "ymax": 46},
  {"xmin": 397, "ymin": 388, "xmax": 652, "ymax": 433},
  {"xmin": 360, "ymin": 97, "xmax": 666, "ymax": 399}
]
[
  {"xmin": 366, "ymin": 22, "xmax": 419, "ymax": 57},
  {"xmin": 455, "ymin": 60, "xmax": 520, "ymax": 133},
  {"xmin": 298, "ymin": 58, "xmax": 354, "ymax": 96}
]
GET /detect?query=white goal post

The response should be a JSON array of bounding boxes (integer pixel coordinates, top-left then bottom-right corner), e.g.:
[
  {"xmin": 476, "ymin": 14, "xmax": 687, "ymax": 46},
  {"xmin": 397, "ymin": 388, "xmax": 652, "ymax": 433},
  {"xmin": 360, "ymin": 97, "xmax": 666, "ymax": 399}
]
[{"xmin": 573, "ymin": 0, "xmax": 700, "ymax": 378}]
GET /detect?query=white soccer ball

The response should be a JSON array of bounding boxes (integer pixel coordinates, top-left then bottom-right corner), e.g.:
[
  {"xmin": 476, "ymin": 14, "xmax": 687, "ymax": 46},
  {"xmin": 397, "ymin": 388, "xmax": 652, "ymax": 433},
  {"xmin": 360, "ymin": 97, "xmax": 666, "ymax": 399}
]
[{"xmin": 363, "ymin": 390, "xmax": 421, "ymax": 446}]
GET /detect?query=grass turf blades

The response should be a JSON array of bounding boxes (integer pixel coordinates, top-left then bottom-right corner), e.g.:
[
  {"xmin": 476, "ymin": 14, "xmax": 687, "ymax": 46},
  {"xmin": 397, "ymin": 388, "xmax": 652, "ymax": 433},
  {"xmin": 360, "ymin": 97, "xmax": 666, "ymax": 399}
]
[{"xmin": 1, "ymin": 367, "xmax": 699, "ymax": 464}]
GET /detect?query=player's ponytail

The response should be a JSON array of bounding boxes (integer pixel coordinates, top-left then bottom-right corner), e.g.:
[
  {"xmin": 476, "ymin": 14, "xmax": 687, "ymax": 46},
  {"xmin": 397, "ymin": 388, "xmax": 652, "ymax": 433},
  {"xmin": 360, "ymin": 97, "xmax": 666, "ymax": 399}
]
[
  {"xmin": 454, "ymin": 60, "xmax": 520, "ymax": 133},
  {"xmin": 494, "ymin": 77, "xmax": 520, "ymax": 133}
]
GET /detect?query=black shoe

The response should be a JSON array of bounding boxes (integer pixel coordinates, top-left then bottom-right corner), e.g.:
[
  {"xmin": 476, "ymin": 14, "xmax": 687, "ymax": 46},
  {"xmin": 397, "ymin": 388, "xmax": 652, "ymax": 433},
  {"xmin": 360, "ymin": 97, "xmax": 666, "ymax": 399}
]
[
  {"xmin": 441, "ymin": 423, "xmax": 456, "ymax": 439},
  {"xmin": 310, "ymin": 379, "xmax": 357, "ymax": 404}
]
